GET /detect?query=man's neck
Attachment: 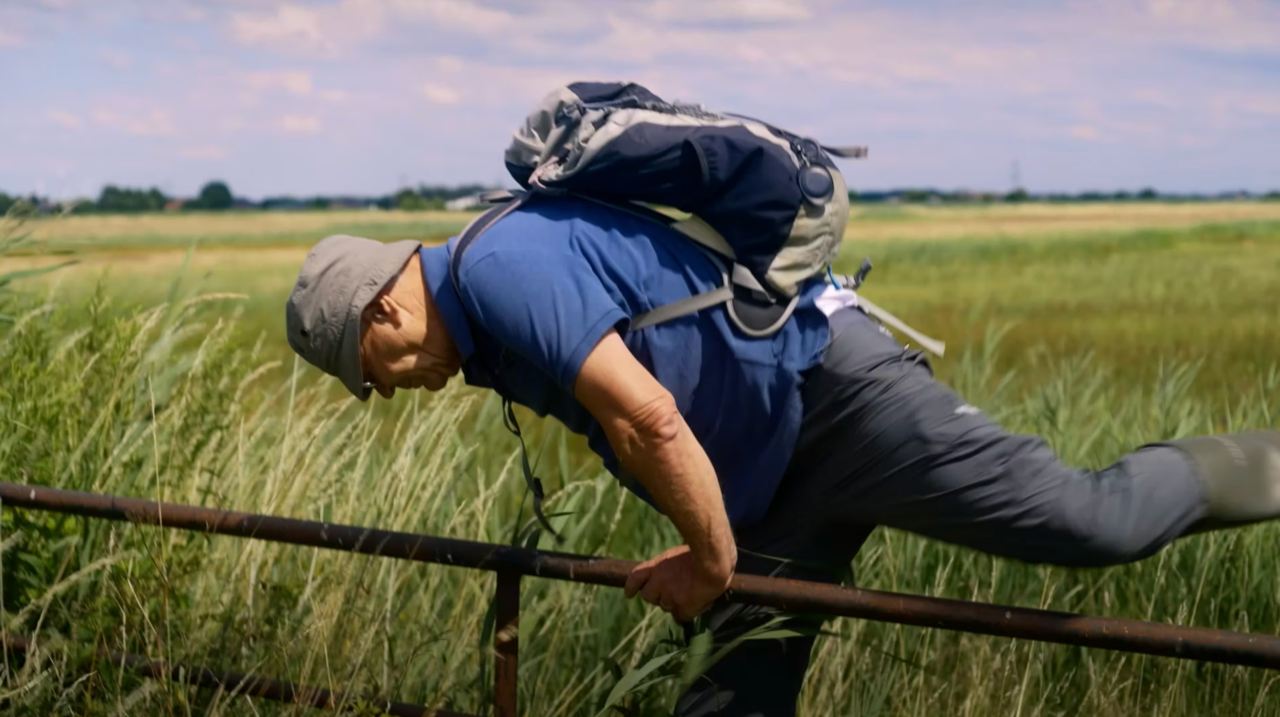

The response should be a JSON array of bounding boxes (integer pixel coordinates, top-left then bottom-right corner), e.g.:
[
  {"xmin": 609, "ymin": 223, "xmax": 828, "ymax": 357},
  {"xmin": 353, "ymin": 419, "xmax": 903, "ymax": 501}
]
[{"xmin": 400, "ymin": 253, "xmax": 462, "ymax": 367}]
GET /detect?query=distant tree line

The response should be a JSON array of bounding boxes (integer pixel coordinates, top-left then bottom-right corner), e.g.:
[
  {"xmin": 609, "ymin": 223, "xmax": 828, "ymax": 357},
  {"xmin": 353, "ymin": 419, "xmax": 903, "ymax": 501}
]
[
  {"xmin": 3, "ymin": 182, "xmax": 1279, "ymax": 216},
  {"xmin": 849, "ymin": 187, "xmax": 1280, "ymax": 204}
]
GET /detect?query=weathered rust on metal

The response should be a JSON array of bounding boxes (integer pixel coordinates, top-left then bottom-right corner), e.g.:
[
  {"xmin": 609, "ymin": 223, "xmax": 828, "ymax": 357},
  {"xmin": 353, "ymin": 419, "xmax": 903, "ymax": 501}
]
[
  {"xmin": 5, "ymin": 481, "xmax": 1280, "ymax": 672},
  {"xmin": 0, "ymin": 481, "xmax": 636, "ymax": 584},
  {"xmin": 1, "ymin": 634, "xmax": 473, "ymax": 717},
  {"xmin": 494, "ymin": 571, "xmax": 521, "ymax": 717}
]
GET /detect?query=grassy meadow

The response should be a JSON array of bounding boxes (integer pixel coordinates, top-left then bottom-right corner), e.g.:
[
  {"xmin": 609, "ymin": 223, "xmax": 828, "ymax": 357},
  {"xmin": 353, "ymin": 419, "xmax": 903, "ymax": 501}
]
[{"xmin": 3, "ymin": 201, "xmax": 1280, "ymax": 716}]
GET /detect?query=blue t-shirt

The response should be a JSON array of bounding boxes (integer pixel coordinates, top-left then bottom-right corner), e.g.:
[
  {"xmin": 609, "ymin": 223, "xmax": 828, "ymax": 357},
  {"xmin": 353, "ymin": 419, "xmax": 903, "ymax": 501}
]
[{"xmin": 419, "ymin": 197, "xmax": 831, "ymax": 528}]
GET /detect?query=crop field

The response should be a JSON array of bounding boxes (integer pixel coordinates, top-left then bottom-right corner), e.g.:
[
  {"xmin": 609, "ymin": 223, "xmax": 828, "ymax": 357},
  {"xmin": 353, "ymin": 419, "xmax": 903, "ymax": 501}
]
[{"xmin": 3, "ymin": 202, "xmax": 1280, "ymax": 716}]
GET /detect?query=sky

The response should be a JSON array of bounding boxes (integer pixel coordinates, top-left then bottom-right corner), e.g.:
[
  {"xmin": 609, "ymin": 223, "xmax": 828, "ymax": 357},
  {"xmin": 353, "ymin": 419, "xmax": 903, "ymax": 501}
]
[{"xmin": 1, "ymin": 0, "xmax": 1278, "ymax": 200}]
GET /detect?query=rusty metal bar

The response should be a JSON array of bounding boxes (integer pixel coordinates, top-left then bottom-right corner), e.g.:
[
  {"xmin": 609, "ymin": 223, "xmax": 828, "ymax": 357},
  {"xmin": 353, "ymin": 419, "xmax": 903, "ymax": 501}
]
[
  {"xmin": 1, "ymin": 634, "xmax": 472, "ymax": 717},
  {"xmin": 494, "ymin": 571, "xmax": 520, "ymax": 717},
  {"xmin": 5, "ymin": 481, "xmax": 1280, "ymax": 671}
]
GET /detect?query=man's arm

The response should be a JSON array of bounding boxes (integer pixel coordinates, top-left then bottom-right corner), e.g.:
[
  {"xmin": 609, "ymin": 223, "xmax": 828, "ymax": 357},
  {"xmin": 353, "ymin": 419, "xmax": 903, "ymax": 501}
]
[{"xmin": 573, "ymin": 328, "xmax": 736, "ymax": 620}]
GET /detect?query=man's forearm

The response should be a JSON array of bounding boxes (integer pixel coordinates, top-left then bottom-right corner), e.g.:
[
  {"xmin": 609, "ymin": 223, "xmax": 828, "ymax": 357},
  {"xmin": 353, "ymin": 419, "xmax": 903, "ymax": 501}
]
[
  {"xmin": 609, "ymin": 403, "xmax": 737, "ymax": 580},
  {"xmin": 572, "ymin": 330, "xmax": 736, "ymax": 582}
]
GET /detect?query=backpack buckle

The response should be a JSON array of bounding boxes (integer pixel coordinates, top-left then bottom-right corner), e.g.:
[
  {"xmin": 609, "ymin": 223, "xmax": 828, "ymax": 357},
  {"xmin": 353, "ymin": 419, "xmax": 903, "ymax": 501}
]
[{"xmin": 852, "ymin": 258, "xmax": 873, "ymax": 289}]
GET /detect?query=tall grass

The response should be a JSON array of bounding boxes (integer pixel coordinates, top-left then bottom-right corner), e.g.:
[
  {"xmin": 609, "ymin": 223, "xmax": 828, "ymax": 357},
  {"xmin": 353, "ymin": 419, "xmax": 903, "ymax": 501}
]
[{"xmin": 3, "ymin": 232, "xmax": 1280, "ymax": 713}]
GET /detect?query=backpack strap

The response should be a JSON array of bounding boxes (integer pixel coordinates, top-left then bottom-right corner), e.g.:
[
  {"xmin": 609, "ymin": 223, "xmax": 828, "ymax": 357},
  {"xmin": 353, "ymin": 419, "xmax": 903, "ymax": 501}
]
[
  {"xmin": 501, "ymin": 394, "xmax": 561, "ymax": 543},
  {"xmin": 447, "ymin": 191, "xmax": 564, "ymax": 542},
  {"xmin": 828, "ymin": 266, "xmax": 947, "ymax": 357},
  {"xmin": 448, "ymin": 191, "xmax": 528, "ymax": 298},
  {"xmin": 849, "ymin": 293, "xmax": 946, "ymax": 357},
  {"xmin": 629, "ymin": 286, "xmax": 734, "ymax": 332},
  {"xmin": 566, "ymin": 191, "xmax": 682, "ymax": 230}
]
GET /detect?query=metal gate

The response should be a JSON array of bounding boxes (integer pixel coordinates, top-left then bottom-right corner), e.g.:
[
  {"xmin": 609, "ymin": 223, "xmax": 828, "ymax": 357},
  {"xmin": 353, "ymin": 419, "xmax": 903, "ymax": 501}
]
[{"xmin": 4, "ymin": 481, "xmax": 1280, "ymax": 716}]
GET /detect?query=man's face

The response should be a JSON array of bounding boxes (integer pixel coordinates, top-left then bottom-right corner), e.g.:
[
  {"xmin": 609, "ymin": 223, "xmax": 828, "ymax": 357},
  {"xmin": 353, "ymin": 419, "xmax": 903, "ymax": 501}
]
[{"xmin": 358, "ymin": 294, "xmax": 459, "ymax": 399}]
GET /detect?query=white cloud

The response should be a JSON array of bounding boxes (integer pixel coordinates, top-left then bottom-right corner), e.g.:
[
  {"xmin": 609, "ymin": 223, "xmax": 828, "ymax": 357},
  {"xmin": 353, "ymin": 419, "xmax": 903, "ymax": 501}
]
[
  {"xmin": 170, "ymin": 35, "xmax": 202, "ymax": 53},
  {"xmin": 277, "ymin": 114, "xmax": 321, "ymax": 133},
  {"xmin": 1080, "ymin": 0, "xmax": 1280, "ymax": 53},
  {"xmin": 1133, "ymin": 88, "xmax": 1180, "ymax": 109},
  {"xmin": 0, "ymin": 29, "xmax": 24, "ymax": 49},
  {"xmin": 180, "ymin": 145, "xmax": 228, "ymax": 160},
  {"xmin": 246, "ymin": 70, "xmax": 313, "ymax": 95},
  {"xmin": 153, "ymin": 61, "xmax": 183, "ymax": 77},
  {"xmin": 46, "ymin": 110, "xmax": 82, "ymax": 129},
  {"xmin": 1232, "ymin": 94, "xmax": 1280, "ymax": 117},
  {"xmin": 91, "ymin": 105, "xmax": 178, "ymax": 136},
  {"xmin": 1203, "ymin": 92, "xmax": 1280, "ymax": 130},
  {"xmin": 232, "ymin": 4, "xmax": 344, "ymax": 53},
  {"xmin": 230, "ymin": 0, "xmax": 511, "ymax": 54},
  {"xmin": 645, "ymin": 0, "xmax": 811, "ymax": 23},
  {"xmin": 6, "ymin": 0, "xmax": 1280, "ymax": 195},
  {"xmin": 99, "ymin": 48, "xmax": 133, "ymax": 70},
  {"xmin": 387, "ymin": 0, "xmax": 513, "ymax": 33},
  {"xmin": 423, "ymin": 82, "xmax": 461, "ymax": 104},
  {"xmin": 1070, "ymin": 125, "xmax": 1100, "ymax": 141}
]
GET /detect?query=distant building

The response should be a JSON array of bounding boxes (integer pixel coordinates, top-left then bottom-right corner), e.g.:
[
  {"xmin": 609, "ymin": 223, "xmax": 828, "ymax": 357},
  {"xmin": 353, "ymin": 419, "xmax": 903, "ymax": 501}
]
[
  {"xmin": 444, "ymin": 193, "xmax": 486, "ymax": 211},
  {"xmin": 164, "ymin": 199, "xmax": 185, "ymax": 211}
]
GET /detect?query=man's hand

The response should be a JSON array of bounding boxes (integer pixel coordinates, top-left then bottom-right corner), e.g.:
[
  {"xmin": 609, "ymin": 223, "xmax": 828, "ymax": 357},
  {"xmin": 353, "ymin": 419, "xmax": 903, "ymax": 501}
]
[{"xmin": 625, "ymin": 545, "xmax": 734, "ymax": 623}]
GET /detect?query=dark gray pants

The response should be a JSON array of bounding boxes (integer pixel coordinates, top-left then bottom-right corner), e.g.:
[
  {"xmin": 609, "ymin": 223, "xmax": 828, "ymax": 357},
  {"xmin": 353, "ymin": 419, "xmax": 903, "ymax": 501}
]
[{"xmin": 675, "ymin": 306, "xmax": 1209, "ymax": 717}]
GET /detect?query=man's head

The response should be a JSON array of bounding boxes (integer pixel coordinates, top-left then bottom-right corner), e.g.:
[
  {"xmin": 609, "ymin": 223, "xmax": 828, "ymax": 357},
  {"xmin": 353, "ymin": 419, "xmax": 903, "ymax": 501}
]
[{"xmin": 285, "ymin": 234, "xmax": 461, "ymax": 401}]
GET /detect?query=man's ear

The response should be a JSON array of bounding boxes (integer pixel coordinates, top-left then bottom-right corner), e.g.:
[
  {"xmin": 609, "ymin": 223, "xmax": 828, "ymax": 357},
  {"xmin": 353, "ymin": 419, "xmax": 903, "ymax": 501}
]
[{"xmin": 368, "ymin": 293, "xmax": 404, "ymax": 327}]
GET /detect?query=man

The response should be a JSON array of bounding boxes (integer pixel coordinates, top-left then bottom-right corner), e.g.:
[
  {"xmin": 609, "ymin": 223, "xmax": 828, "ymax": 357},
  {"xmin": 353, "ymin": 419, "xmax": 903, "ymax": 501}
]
[{"xmin": 287, "ymin": 194, "xmax": 1280, "ymax": 716}]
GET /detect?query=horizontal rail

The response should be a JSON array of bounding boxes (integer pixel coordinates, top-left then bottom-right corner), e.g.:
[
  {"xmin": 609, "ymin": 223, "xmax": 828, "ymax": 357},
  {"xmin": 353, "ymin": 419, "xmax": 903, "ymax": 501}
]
[
  {"xmin": 1, "ymin": 635, "xmax": 471, "ymax": 717},
  {"xmin": 4, "ymin": 481, "xmax": 1280, "ymax": 672}
]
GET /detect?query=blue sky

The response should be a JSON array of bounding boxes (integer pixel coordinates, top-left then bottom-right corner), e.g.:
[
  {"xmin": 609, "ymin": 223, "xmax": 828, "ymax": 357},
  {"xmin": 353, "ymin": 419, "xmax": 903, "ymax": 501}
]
[{"xmin": 1, "ymin": 0, "xmax": 1278, "ymax": 199}]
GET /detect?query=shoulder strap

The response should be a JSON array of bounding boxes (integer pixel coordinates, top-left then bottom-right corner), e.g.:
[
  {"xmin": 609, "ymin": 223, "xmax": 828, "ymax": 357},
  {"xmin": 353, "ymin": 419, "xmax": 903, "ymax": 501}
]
[
  {"xmin": 446, "ymin": 192, "xmax": 564, "ymax": 542},
  {"xmin": 628, "ymin": 286, "xmax": 734, "ymax": 332},
  {"xmin": 448, "ymin": 192, "xmax": 528, "ymax": 298},
  {"xmin": 829, "ymin": 268, "xmax": 947, "ymax": 357}
]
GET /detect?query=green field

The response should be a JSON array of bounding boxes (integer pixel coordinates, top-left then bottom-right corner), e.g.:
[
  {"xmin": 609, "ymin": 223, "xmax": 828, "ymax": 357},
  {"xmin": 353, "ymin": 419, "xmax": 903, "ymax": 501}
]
[{"xmin": 3, "ymin": 203, "xmax": 1280, "ymax": 716}]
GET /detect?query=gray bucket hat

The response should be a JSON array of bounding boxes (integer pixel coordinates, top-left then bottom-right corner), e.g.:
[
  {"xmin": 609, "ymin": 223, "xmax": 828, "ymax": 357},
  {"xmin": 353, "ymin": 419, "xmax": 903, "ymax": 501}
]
[{"xmin": 285, "ymin": 234, "xmax": 422, "ymax": 401}]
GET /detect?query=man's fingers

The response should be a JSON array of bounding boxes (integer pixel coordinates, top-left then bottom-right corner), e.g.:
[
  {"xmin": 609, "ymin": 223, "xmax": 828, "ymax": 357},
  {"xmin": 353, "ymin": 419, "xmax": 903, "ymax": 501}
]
[
  {"xmin": 674, "ymin": 597, "xmax": 711, "ymax": 624},
  {"xmin": 624, "ymin": 563, "xmax": 652, "ymax": 599},
  {"xmin": 641, "ymin": 577, "xmax": 664, "ymax": 606}
]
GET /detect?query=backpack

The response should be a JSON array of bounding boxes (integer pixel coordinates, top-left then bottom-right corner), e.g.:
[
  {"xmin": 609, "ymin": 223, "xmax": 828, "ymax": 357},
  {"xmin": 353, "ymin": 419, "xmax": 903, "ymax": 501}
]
[
  {"xmin": 450, "ymin": 81, "xmax": 945, "ymax": 539},
  {"xmin": 452, "ymin": 80, "xmax": 873, "ymax": 338}
]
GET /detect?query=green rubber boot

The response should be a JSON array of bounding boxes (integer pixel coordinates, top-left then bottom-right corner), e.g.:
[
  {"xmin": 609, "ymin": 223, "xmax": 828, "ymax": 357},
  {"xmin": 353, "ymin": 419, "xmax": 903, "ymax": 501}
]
[{"xmin": 1158, "ymin": 431, "xmax": 1280, "ymax": 533}]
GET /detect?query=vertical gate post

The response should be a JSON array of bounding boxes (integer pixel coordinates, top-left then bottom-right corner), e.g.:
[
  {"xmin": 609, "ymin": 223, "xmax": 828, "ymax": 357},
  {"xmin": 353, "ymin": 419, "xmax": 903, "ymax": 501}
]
[{"xmin": 494, "ymin": 571, "xmax": 520, "ymax": 717}]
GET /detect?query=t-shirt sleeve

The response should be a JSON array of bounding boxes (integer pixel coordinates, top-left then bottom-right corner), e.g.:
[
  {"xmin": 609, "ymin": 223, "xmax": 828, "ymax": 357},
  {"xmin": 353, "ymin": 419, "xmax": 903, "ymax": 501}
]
[{"xmin": 455, "ymin": 243, "xmax": 629, "ymax": 391}]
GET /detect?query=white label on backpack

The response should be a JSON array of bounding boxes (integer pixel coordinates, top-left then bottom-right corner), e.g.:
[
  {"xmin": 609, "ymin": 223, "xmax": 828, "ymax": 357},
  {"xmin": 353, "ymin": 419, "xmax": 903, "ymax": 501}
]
[{"xmin": 815, "ymin": 285, "xmax": 860, "ymax": 317}]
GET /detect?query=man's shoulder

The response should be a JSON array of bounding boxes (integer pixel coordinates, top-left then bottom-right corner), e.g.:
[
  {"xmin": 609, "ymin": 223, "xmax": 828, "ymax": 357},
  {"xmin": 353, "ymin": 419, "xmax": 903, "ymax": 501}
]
[
  {"xmin": 493, "ymin": 196, "xmax": 675, "ymax": 244},
  {"xmin": 457, "ymin": 196, "xmax": 678, "ymax": 274}
]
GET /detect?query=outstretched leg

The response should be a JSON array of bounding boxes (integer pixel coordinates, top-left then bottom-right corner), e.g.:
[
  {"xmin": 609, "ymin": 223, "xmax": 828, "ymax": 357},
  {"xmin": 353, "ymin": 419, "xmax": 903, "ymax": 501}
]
[
  {"xmin": 674, "ymin": 306, "xmax": 1280, "ymax": 716},
  {"xmin": 787, "ymin": 305, "xmax": 1280, "ymax": 568}
]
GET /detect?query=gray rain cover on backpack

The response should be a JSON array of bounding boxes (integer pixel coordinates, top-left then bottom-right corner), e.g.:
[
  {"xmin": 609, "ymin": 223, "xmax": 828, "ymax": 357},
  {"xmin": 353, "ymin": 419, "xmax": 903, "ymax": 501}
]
[
  {"xmin": 503, "ymin": 81, "xmax": 863, "ymax": 306},
  {"xmin": 449, "ymin": 81, "xmax": 956, "ymax": 348}
]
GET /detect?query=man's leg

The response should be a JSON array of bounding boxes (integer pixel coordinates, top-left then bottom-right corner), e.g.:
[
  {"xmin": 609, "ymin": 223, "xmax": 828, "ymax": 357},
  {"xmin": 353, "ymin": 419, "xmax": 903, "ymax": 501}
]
[
  {"xmin": 676, "ymin": 305, "xmax": 1280, "ymax": 716},
  {"xmin": 788, "ymin": 305, "xmax": 1280, "ymax": 568},
  {"xmin": 672, "ymin": 309, "xmax": 896, "ymax": 716},
  {"xmin": 673, "ymin": 523, "xmax": 873, "ymax": 717}
]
